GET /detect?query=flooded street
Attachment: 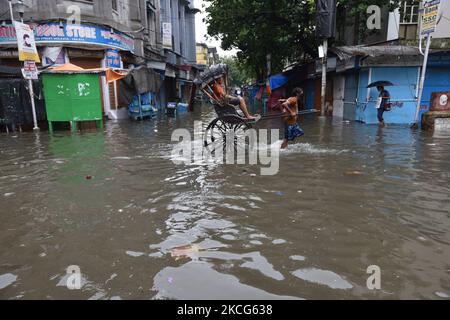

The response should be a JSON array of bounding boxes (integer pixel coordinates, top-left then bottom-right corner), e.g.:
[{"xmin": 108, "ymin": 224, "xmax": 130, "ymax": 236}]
[{"xmin": 1, "ymin": 104, "xmax": 449, "ymax": 300}]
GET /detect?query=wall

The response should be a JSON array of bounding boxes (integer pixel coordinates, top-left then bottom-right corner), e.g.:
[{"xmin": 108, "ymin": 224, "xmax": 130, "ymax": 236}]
[
  {"xmin": 359, "ymin": 67, "xmax": 420, "ymax": 124},
  {"xmin": 333, "ymin": 75, "xmax": 345, "ymax": 118},
  {"xmin": 430, "ymin": 1, "xmax": 450, "ymax": 39},
  {"xmin": 422, "ymin": 66, "xmax": 450, "ymax": 110}
]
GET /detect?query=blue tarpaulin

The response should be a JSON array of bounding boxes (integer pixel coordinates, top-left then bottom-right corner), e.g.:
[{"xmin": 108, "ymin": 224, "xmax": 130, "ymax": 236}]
[{"xmin": 269, "ymin": 74, "xmax": 291, "ymax": 90}]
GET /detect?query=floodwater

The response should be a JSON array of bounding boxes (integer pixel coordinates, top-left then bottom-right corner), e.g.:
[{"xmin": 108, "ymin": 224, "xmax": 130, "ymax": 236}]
[{"xmin": 0, "ymin": 104, "xmax": 449, "ymax": 300}]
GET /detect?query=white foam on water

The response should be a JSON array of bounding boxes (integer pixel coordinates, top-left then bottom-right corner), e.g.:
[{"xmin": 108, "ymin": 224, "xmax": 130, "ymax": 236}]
[
  {"xmin": 126, "ymin": 251, "xmax": 145, "ymax": 257},
  {"xmin": 281, "ymin": 143, "xmax": 349, "ymax": 155}
]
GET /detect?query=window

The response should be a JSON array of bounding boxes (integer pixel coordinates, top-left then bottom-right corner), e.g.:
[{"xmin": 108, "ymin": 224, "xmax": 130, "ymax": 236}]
[
  {"xmin": 400, "ymin": 0, "xmax": 420, "ymax": 24},
  {"xmin": 399, "ymin": 0, "xmax": 420, "ymax": 40},
  {"xmin": 112, "ymin": 0, "xmax": 118, "ymax": 12}
]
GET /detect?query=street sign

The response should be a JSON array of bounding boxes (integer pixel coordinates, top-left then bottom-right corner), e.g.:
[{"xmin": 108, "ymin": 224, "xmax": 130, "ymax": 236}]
[
  {"xmin": 22, "ymin": 60, "xmax": 38, "ymax": 80},
  {"xmin": 421, "ymin": 0, "xmax": 441, "ymax": 35},
  {"xmin": 13, "ymin": 21, "xmax": 40, "ymax": 62}
]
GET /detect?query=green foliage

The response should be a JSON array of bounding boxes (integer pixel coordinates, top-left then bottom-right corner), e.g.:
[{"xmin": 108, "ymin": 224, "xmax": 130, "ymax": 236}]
[
  {"xmin": 205, "ymin": 0, "xmax": 402, "ymax": 81},
  {"xmin": 204, "ymin": 0, "xmax": 317, "ymax": 82},
  {"xmin": 219, "ymin": 56, "xmax": 252, "ymax": 87}
]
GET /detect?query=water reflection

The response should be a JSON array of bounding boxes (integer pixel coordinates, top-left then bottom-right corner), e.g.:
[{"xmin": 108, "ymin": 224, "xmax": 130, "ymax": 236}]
[{"xmin": 0, "ymin": 105, "xmax": 449, "ymax": 299}]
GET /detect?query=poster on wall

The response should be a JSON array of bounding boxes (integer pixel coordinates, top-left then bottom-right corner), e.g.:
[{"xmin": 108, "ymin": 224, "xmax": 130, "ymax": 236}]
[
  {"xmin": 13, "ymin": 21, "xmax": 40, "ymax": 62},
  {"xmin": 162, "ymin": 22, "xmax": 172, "ymax": 49},
  {"xmin": 42, "ymin": 47, "xmax": 68, "ymax": 66}
]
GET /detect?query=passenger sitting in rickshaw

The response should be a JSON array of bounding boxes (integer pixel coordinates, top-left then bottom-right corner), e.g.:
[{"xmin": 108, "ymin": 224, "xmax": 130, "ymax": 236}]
[{"xmin": 212, "ymin": 77, "xmax": 257, "ymax": 121}]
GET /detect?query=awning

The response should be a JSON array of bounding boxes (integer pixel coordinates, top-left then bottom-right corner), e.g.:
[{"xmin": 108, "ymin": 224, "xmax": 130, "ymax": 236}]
[
  {"xmin": 147, "ymin": 61, "xmax": 166, "ymax": 71},
  {"xmin": 269, "ymin": 73, "xmax": 291, "ymax": 90},
  {"xmin": 43, "ymin": 63, "xmax": 127, "ymax": 83}
]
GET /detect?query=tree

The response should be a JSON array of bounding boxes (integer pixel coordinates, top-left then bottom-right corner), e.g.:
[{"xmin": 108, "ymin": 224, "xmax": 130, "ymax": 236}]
[
  {"xmin": 204, "ymin": 0, "xmax": 317, "ymax": 82},
  {"xmin": 204, "ymin": 0, "xmax": 402, "ymax": 82},
  {"xmin": 220, "ymin": 56, "xmax": 252, "ymax": 87}
]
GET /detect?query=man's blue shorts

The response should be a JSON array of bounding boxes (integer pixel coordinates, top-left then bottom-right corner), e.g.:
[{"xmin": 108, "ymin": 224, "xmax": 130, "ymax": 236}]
[{"xmin": 284, "ymin": 124, "xmax": 304, "ymax": 141}]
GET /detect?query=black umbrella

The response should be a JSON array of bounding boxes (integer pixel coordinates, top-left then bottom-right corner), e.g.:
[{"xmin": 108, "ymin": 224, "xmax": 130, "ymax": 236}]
[{"xmin": 367, "ymin": 81, "xmax": 394, "ymax": 88}]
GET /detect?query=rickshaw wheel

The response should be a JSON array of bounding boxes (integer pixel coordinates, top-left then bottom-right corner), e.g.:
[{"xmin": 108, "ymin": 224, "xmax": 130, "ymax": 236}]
[{"xmin": 203, "ymin": 116, "xmax": 252, "ymax": 155}]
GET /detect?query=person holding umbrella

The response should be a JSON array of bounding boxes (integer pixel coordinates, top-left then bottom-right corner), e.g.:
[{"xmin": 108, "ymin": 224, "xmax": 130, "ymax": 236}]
[{"xmin": 368, "ymin": 81, "xmax": 393, "ymax": 127}]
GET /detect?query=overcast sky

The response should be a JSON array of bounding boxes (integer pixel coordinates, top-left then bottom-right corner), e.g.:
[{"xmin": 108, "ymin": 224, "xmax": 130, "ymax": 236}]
[{"xmin": 193, "ymin": 0, "xmax": 238, "ymax": 57}]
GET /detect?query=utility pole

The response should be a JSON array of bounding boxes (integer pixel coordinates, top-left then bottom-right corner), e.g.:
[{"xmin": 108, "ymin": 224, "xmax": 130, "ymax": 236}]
[
  {"xmin": 414, "ymin": 34, "xmax": 431, "ymax": 126},
  {"xmin": 8, "ymin": 0, "xmax": 39, "ymax": 131},
  {"xmin": 320, "ymin": 39, "xmax": 328, "ymax": 117},
  {"xmin": 316, "ymin": 0, "xmax": 336, "ymax": 117},
  {"xmin": 414, "ymin": 0, "xmax": 441, "ymax": 128}
]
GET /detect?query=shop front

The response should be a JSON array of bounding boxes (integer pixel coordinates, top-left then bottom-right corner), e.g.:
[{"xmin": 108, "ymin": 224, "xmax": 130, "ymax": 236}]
[{"xmin": 0, "ymin": 22, "xmax": 135, "ymax": 121}]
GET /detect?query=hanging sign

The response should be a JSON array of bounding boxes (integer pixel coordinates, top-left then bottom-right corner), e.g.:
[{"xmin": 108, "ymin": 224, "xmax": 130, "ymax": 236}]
[
  {"xmin": 421, "ymin": 0, "xmax": 441, "ymax": 35},
  {"xmin": 22, "ymin": 60, "xmax": 38, "ymax": 80},
  {"xmin": 105, "ymin": 49, "xmax": 122, "ymax": 68},
  {"xmin": 13, "ymin": 21, "xmax": 40, "ymax": 62}
]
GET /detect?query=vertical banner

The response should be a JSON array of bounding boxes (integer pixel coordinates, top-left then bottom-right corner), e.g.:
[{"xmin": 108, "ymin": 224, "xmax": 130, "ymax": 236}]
[
  {"xmin": 13, "ymin": 21, "xmax": 40, "ymax": 62},
  {"xmin": 421, "ymin": 0, "xmax": 441, "ymax": 35},
  {"xmin": 162, "ymin": 22, "xmax": 172, "ymax": 49}
]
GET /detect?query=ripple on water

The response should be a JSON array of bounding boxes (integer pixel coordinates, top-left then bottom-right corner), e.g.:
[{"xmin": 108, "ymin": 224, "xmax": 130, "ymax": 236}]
[{"xmin": 0, "ymin": 273, "xmax": 17, "ymax": 290}]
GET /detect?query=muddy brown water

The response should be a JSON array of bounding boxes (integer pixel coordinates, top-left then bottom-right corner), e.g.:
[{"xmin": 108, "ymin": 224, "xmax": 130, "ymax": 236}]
[{"xmin": 0, "ymin": 105, "xmax": 449, "ymax": 300}]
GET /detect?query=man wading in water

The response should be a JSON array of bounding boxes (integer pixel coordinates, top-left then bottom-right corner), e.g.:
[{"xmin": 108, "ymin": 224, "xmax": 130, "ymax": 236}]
[
  {"xmin": 279, "ymin": 88, "xmax": 305, "ymax": 149},
  {"xmin": 376, "ymin": 85, "xmax": 391, "ymax": 127}
]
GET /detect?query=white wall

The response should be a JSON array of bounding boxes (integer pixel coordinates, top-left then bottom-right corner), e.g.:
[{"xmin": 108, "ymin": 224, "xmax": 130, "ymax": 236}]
[
  {"xmin": 434, "ymin": 1, "xmax": 450, "ymax": 39},
  {"xmin": 387, "ymin": 9, "xmax": 400, "ymax": 41},
  {"xmin": 333, "ymin": 75, "xmax": 345, "ymax": 118}
]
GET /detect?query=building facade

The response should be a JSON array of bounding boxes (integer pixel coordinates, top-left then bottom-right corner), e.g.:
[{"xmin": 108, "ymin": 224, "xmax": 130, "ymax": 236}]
[
  {"xmin": 0, "ymin": 0, "xmax": 199, "ymax": 123},
  {"xmin": 322, "ymin": 0, "xmax": 450, "ymax": 125},
  {"xmin": 159, "ymin": 0, "xmax": 199, "ymax": 107},
  {"xmin": 196, "ymin": 42, "xmax": 219, "ymax": 66}
]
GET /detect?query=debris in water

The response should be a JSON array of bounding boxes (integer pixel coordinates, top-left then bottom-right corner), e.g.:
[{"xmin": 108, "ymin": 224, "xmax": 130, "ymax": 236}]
[
  {"xmin": 290, "ymin": 255, "xmax": 306, "ymax": 261},
  {"xmin": 344, "ymin": 171, "xmax": 364, "ymax": 176},
  {"xmin": 170, "ymin": 244, "xmax": 200, "ymax": 260},
  {"xmin": 126, "ymin": 251, "xmax": 145, "ymax": 257}
]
